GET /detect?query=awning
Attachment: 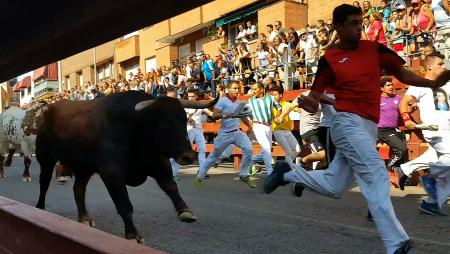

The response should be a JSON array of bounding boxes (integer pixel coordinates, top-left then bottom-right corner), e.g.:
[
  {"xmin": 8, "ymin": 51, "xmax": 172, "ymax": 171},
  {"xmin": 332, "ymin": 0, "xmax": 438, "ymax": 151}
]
[
  {"xmin": 18, "ymin": 76, "xmax": 31, "ymax": 89},
  {"xmin": 215, "ymin": 3, "xmax": 264, "ymax": 27},
  {"xmin": 33, "ymin": 66, "xmax": 46, "ymax": 81},
  {"xmin": 12, "ymin": 83, "xmax": 21, "ymax": 92}
]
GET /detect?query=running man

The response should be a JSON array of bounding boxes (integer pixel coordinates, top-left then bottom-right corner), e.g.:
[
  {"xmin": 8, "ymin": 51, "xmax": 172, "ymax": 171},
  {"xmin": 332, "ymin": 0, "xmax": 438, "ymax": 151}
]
[
  {"xmin": 195, "ymin": 80, "xmax": 255, "ymax": 188},
  {"xmin": 263, "ymin": 4, "xmax": 450, "ymax": 254},
  {"xmin": 170, "ymin": 88, "xmax": 213, "ymax": 180},
  {"xmin": 398, "ymin": 52, "xmax": 450, "ymax": 216},
  {"xmin": 248, "ymin": 82, "xmax": 281, "ymax": 175},
  {"xmin": 271, "ymin": 86, "xmax": 300, "ymax": 168}
]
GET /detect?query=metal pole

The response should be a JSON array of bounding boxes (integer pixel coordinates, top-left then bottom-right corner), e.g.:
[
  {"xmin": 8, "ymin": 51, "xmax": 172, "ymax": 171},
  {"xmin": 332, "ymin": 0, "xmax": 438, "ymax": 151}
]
[
  {"xmin": 93, "ymin": 47, "xmax": 97, "ymax": 85},
  {"xmin": 283, "ymin": 62, "xmax": 290, "ymax": 90}
]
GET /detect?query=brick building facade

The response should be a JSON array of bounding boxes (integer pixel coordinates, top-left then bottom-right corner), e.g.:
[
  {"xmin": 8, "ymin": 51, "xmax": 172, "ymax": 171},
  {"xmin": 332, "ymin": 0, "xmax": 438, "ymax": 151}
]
[{"xmin": 61, "ymin": 0, "xmax": 369, "ymax": 88}]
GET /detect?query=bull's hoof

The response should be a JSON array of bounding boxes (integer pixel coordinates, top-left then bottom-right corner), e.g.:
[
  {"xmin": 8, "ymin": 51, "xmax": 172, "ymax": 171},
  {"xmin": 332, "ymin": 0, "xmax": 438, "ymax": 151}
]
[
  {"xmin": 178, "ymin": 211, "xmax": 197, "ymax": 223},
  {"xmin": 80, "ymin": 220, "xmax": 96, "ymax": 227},
  {"xmin": 56, "ymin": 176, "xmax": 68, "ymax": 184},
  {"xmin": 3, "ymin": 160, "xmax": 12, "ymax": 167},
  {"xmin": 22, "ymin": 176, "xmax": 32, "ymax": 182},
  {"xmin": 126, "ymin": 233, "xmax": 145, "ymax": 244},
  {"xmin": 0, "ymin": 173, "xmax": 6, "ymax": 178}
]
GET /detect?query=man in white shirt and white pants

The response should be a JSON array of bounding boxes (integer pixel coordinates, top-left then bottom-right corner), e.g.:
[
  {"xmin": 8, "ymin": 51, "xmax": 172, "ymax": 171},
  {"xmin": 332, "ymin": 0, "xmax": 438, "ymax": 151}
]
[
  {"xmin": 170, "ymin": 89, "xmax": 212, "ymax": 180},
  {"xmin": 398, "ymin": 52, "xmax": 450, "ymax": 215}
]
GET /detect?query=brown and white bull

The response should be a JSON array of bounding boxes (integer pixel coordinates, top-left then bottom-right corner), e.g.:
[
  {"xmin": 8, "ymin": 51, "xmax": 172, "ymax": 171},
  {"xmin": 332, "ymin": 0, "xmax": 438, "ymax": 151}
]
[
  {"xmin": 35, "ymin": 90, "xmax": 217, "ymax": 243},
  {"xmin": 0, "ymin": 104, "xmax": 47, "ymax": 181}
]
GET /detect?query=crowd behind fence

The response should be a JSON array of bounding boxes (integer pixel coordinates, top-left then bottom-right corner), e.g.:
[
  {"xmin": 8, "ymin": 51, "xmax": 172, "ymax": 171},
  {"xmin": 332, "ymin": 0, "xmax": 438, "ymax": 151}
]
[{"xmin": 20, "ymin": 0, "xmax": 450, "ymax": 109}]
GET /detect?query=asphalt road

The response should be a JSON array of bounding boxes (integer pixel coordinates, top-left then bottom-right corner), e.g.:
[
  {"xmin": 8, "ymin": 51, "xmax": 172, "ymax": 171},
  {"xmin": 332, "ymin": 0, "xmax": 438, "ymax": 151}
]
[{"xmin": 0, "ymin": 157, "xmax": 449, "ymax": 254}]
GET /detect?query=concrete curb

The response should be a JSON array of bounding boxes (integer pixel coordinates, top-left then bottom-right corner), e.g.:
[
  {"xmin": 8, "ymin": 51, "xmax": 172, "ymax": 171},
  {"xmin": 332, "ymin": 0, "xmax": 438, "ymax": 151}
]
[{"xmin": 0, "ymin": 197, "xmax": 165, "ymax": 254}]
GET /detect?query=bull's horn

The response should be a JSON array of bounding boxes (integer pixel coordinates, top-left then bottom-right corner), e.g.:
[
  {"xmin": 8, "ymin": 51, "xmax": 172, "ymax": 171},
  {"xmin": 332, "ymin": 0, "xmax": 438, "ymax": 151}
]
[
  {"xmin": 179, "ymin": 96, "xmax": 219, "ymax": 109},
  {"xmin": 134, "ymin": 100, "xmax": 154, "ymax": 111}
]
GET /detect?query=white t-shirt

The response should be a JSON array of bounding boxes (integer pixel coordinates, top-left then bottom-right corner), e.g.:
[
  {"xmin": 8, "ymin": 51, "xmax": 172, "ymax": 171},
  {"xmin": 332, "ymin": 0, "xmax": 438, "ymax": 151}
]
[
  {"xmin": 298, "ymin": 91, "xmax": 322, "ymax": 136},
  {"xmin": 272, "ymin": 43, "xmax": 288, "ymax": 65},
  {"xmin": 246, "ymin": 25, "xmax": 256, "ymax": 36},
  {"xmin": 257, "ymin": 51, "xmax": 270, "ymax": 68},
  {"xmin": 215, "ymin": 96, "xmax": 241, "ymax": 133},
  {"xmin": 237, "ymin": 30, "xmax": 247, "ymax": 40},
  {"xmin": 300, "ymin": 38, "xmax": 318, "ymax": 63},
  {"xmin": 406, "ymin": 83, "xmax": 450, "ymax": 137},
  {"xmin": 186, "ymin": 108, "xmax": 205, "ymax": 130},
  {"xmin": 268, "ymin": 31, "xmax": 277, "ymax": 42}
]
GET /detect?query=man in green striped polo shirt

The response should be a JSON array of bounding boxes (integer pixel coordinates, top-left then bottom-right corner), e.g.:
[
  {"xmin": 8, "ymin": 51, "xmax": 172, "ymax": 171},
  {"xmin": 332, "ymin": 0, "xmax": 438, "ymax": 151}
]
[{"xmin": 248, "ymin": 82, "xmax": 281, "ymax": 175}]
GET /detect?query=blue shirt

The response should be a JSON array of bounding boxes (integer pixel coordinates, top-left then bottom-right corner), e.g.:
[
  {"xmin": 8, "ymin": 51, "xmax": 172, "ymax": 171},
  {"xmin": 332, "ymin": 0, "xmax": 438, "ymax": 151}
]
[{"xmin": 201, "ymin": 60, "xmax": 215, "ymax": 81}]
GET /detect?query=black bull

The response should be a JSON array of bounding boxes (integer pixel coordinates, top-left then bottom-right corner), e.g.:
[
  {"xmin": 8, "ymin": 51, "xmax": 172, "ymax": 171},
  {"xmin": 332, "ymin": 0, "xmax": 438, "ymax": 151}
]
[{"xmin": 35, "ymin": 91, "xmax": 218, "ymax": 243}]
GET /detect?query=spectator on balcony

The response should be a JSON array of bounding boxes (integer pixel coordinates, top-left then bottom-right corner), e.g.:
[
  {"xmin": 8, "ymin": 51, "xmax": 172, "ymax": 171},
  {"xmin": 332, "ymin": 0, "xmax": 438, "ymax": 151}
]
[
  {"xmin": 265, "ymin": 24, "xmax": 276, "ymax": 43},
  {"xmin": 409, "ymin": 0, "xmax": 434, "ymax": 50},
  {"xmin": 316, "ymin": 19, "xmax": 326, "ymax": 31},
  {"xmin": 287, "ymin": 30, "xmax": 300, "ymax": 62},
  {"xmin": 258, "ymin": 33, "xmax": 268, "ymax": 45},
  {"xmin": 201, "ymin": 54, "xmax": 216, "ymax": 96},
  {"xmin": 127, "ymin": 71, "xmax": 134, "ymax": 82},
  {"xmin": 368, "ymin": 12, "xmax": 388, "ymax": 45},
  {"xmin": 237, "ymin": 41, "xmax": 253, "ymax": 90},
  {"xmin": 256, "ymin": 41, "xmax": 270, "ymax": 71},
  {"xmin": 217, "ymin": 26, "xmax": 226, "ymax": 38},
  {"xmin": 236, "ymin": 25, "xmax": 247, "ymax": 41},
  {"xmin": 145, "ymin": 75, "xmax": 159, "ymax": 96},
  {"xmin": 379, "ymin": 0, "xmax": 392, "ymax": 25},
  {"xmin": 362, "ymin": 0, "xmax": 375, "ymax": 18},
  {"xmin": 134, "ymin": 68, "xmax": 144, "ymax": 82},
  {"xmin": 362, "ymin": 15, "xmax": 370, "ymax": 34},
  {"xmin": 103, "ymin": 82, "xmax": 113, "ymax": 95},
  {"xmin": 431, "ymin": 0, "xmax": 450, "ymax": 58},
  {"xmin": 298, "ymin": 29, "xmax": 318, "ymax": 79},
  {"xmin": 378, "ymin": 76, "xmax": 408, "ymax": 173},
  {"xmin": 245, "ymin": 20, "xmax": 256, "ymax": 39},
  {"xmin": 269, "ymin": 35, "xmax": 288, "ymax": 88},
  {"xmin": 353, "ymin": 1, "xmax": 361, "ymax": 9},
  {"xmin": 274, "ymin": 20, "xmax": 285, "ymax": 36},
  {"xmin": 322, "ymin": 20, "xmax": 339, "ymax": 50},
  {"xmin": 394, "ymin": 5, "xmax": 411, "ymax": 55}
]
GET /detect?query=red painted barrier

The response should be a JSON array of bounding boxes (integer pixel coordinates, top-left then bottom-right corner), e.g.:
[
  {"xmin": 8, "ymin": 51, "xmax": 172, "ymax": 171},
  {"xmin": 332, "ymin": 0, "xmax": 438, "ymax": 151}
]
[{"xmin": 0, "ymin": 197, "xmax": 165, "ymax": 254}]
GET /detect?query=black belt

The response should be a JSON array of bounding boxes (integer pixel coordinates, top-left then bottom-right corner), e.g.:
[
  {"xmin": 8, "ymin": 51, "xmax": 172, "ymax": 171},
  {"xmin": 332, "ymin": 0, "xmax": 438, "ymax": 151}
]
[{"xmin": 225, "ymin": 129, "xmax": 239, "ymax": 133}]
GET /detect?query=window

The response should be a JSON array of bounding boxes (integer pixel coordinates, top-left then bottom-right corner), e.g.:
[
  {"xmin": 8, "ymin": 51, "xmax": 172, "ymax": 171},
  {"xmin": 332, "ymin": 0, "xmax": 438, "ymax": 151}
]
[
  {"xmin": 78, "ymin": 73, "xmax": 84, "ymax": 86},
  {"xmin": 145, "ymin": 57, "xmax": 157, "ymax": 73},
  {"xmin": 125, "ymin": 64, "xmax": 139, "ymax": 80},
  {"xmin": 21, "ymin": 90, "xmax": 24, "ymax": 97},
  {"xmin": 27, "ymin": 87, "xmax": 31, "ymax": 94},
  {"xmin": 179, "ymin": 43, "xmax": 191, "ymax": 59},
  {"xmin": 195, "ymin": 37, "xmax": 209, "ymax": 53},
  {"xmin": 227, "ymin": 13, "xmax": 258, "ymax": 44},
  {"xmin": 104, "ymin": 62, "xmax": 111, "ymax": 78}
]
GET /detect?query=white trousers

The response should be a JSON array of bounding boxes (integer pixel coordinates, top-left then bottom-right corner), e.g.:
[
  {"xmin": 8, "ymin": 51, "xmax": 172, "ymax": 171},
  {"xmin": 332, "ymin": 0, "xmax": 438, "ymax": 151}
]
[
  {"xmin": 425, "ymin": 133, "xmax": 450, "ymax": 208},
  {"xmin": 274, "ymin": 130, "xmax": 300, "ymax": 168},
  {"xmin": 400, "ymin": 145, "xmax": 438, "ymax": 176},
  {"xmin": 170, "ymin": 128, "xmax": 206, "ymax": 176},
  {"xmin": 198, "ymin": 130, "xmax": 252, "ymax": 179},
  {"xmin": 252, "ymin": 123, "xmax": 274, "ymax": 174},
  {"xmin": 283, "ymin": 112, "xmax": 409, "ymax": 254}
]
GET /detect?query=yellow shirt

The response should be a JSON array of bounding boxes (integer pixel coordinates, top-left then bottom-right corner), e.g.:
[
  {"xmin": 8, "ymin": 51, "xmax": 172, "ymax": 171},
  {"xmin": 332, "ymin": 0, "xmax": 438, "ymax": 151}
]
[{"xmin": 272, "ymin": 101, "xmax": 293, "ymax": 131}]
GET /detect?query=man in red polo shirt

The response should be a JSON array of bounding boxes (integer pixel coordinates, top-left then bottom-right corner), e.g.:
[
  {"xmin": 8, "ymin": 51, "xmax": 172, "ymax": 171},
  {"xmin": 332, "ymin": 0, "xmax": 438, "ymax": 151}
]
[{"xmin": 263, "ymin": 4, "xmax": 450, "ymax": 254}]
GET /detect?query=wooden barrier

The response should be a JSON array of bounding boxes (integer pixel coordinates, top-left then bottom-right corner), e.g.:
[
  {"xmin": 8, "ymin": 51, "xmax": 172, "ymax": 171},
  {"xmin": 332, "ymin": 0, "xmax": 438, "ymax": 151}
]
[{"xmin": 0, "ymin": 197, "xmax": 164, "ymax": 254}]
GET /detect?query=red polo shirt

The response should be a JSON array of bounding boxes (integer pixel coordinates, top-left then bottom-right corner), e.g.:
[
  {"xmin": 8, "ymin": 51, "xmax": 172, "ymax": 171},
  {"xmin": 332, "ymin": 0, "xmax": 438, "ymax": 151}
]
[{"xmin": 311, "ymin": 40, "xmax": 405, "ymax": 123}]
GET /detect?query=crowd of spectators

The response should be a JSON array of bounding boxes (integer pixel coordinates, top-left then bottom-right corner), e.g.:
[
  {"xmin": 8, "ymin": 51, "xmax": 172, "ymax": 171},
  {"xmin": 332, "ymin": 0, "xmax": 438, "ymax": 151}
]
[{"xmin": 20, "ymin": 0, "xmax": 450, "ymax": 110}]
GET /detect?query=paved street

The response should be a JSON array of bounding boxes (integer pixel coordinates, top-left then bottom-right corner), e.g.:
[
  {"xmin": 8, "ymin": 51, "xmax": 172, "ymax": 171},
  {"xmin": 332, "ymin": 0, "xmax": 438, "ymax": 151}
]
[{"xmin": 0, "ymin": 157, "xmax": 449, "ymax": 254}]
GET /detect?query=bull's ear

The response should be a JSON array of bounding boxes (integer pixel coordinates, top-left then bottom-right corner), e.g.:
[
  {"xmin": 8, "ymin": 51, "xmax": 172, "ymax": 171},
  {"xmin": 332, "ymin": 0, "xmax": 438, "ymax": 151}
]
[{"xmin": 134, "ymin": 100, "xmax": 154, "ymax": 111}]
